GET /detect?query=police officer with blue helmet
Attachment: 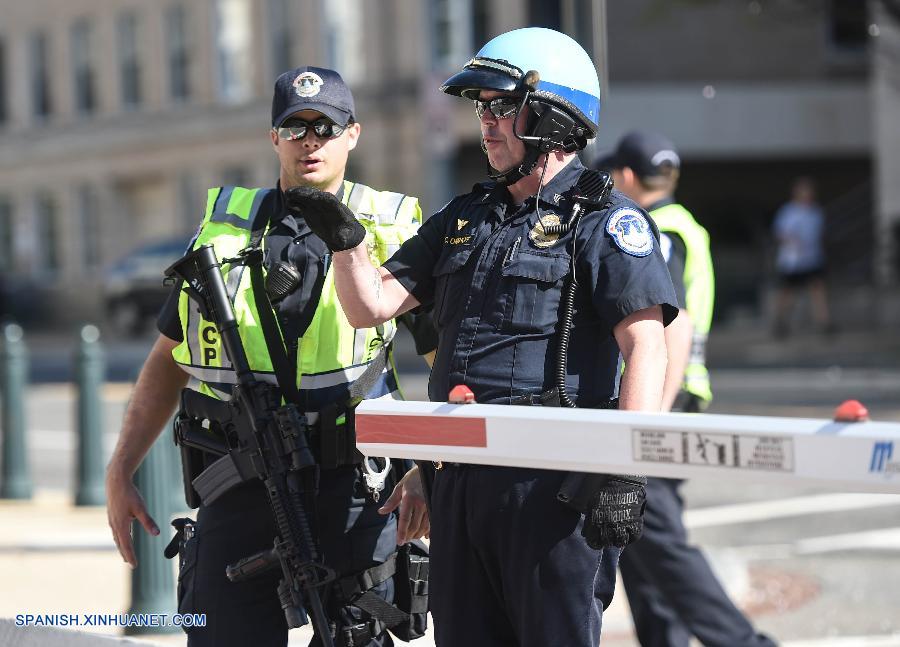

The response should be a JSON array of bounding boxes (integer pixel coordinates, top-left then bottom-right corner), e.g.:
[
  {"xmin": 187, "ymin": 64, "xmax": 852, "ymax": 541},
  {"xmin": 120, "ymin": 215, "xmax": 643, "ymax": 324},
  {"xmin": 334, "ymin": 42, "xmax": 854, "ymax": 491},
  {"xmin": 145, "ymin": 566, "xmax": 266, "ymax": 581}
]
[{"xmin": 284, "ymin": 27, "xmax": 679, "ymax": 646}]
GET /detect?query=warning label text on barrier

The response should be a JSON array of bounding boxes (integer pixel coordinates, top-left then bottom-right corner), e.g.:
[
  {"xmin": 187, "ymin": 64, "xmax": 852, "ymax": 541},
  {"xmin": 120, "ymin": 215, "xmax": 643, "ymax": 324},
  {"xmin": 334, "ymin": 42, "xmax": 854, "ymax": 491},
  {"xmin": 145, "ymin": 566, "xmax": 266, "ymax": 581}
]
[
  {"xmin": 738, "ymin": 435, "xmax": 793, "ymax": 471},
  {"xmin": 632, "ymin": 430, "xmax": 684, "ymax": 463},
  {"xmin": 632, "ymin": 430, "xmax": 794, "ymax": 472}
]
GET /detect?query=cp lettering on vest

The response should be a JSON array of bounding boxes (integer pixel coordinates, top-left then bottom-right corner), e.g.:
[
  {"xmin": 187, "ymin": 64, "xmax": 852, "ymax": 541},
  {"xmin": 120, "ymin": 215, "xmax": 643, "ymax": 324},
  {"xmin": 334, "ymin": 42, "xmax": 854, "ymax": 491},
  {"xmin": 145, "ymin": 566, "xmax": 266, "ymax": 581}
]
[{"xmin": 202, "ymin": 325, "xmax": 218, "ymax": 364}]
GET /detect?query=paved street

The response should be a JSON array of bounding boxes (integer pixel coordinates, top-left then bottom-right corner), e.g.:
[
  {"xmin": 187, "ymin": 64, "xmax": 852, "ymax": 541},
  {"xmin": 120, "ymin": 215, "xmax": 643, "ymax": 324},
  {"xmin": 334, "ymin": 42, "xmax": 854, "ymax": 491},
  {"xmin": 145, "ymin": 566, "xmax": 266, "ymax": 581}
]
[{"xmin": 2, "ymin": 326, "xmax": 900, "ymax": 645}]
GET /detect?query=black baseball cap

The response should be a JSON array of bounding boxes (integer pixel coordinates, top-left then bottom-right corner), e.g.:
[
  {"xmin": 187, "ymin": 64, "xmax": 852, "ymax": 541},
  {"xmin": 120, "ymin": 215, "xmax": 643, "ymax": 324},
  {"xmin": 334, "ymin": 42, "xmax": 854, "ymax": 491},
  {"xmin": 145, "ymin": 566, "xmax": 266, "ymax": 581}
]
[
  {"xmin": 595, "ymin": 130, "xmax": 681, "ymax": 178},
  {"xmin": 271, "ymin": 66, "xmax": 356, "ymax": 128}
]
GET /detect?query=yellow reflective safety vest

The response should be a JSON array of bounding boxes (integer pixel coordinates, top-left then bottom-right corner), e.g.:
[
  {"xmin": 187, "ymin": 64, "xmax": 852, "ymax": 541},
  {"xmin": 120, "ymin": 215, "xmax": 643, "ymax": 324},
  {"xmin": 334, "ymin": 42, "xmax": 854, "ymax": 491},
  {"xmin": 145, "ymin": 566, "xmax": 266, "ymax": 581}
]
[
  {"xmin": 171, "ymin": 181, "xmax": 422, "ymax": 411},
  {"xmin": 651, "ymin": 203, "xmax": 715, "ymax": 404}
]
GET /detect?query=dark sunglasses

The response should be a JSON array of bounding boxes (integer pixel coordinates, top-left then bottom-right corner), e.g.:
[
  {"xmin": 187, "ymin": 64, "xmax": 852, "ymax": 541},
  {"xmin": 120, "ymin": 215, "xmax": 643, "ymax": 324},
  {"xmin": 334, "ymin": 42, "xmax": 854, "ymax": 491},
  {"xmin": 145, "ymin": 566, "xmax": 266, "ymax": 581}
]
[
  {"xmin": 474, "ymin": 97, "xmax": 520, "ymax": 120},
  {"xmin": 276, "ymin": 118, "xmax": 348, "ymax": 141}
]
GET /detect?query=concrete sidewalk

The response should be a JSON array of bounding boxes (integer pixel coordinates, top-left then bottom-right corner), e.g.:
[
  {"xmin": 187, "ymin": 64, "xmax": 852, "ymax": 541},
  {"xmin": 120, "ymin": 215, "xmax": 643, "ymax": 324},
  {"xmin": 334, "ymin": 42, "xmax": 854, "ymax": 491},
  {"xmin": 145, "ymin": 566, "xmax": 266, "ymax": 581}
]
[
  {"xmin": 0, "ymin": 491, "xmax": 644, "ymax": 646},
  {"xmin": 0, "ymin": 491, "xmax": 181, "ymax": 646},
  {"xmin": 0, "ymin": 490, "xmax": 660, "ymax": 646}
]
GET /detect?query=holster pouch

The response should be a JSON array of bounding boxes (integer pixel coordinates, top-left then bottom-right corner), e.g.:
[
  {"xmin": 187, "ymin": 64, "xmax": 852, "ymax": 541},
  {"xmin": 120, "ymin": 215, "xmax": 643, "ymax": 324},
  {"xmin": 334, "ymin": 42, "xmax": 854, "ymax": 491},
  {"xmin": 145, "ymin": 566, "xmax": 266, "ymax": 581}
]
[
  {"xmin": 389, "ymin": 539, "xmax": 429, "ymax": 641},
  {"xmin": 173, "ymin": 416, "xmax": 206, "ymax": 509},
  {"xmin": 317, "ymin": 403, "xmax": 363, "ymax": 470},
  {"xmin": 334, "ymin": 540, "xmax": 429, "ymax": 644}
]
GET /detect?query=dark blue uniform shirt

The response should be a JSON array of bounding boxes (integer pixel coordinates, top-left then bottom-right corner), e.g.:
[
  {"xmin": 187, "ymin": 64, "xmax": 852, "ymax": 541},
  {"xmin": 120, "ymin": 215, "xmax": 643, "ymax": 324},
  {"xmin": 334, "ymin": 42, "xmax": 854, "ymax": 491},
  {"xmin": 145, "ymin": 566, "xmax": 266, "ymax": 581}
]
[{"xmin": 383, "ymin": 158, "xmax": 678, "ymax": 407}]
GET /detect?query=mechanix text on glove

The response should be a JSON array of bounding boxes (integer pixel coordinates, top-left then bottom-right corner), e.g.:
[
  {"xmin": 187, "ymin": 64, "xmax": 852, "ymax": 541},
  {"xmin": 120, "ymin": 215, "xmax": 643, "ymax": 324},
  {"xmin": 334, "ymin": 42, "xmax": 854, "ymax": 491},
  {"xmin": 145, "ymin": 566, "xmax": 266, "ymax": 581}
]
[{"xmin": 557, "ymin": 472, "xmax": 647, "ymax": 550}]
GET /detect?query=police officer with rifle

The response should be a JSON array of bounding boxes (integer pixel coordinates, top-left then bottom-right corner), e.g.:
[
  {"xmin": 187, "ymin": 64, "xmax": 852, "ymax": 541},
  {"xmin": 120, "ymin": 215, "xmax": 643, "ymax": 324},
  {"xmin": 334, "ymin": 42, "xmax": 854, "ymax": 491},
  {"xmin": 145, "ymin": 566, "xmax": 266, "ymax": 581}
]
[
  {"xmin": 166, "ymin": 243, "xmax": 335, "ymax": 642},
  {"xmin": 105, "ymin": 66, "xmax": 434, "ymax": 647}
]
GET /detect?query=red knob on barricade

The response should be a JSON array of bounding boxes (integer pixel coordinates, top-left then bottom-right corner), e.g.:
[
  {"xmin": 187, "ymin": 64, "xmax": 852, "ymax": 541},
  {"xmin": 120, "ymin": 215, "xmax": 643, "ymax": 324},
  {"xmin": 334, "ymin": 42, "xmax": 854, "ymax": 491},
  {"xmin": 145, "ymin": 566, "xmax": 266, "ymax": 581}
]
[
  {"xmin": 448, "ymin": 384, "xmax": 476, "ymax": 404},
  {"xmin": 833, "ymin": 399, "xmax": 869, "ymax": 422}
]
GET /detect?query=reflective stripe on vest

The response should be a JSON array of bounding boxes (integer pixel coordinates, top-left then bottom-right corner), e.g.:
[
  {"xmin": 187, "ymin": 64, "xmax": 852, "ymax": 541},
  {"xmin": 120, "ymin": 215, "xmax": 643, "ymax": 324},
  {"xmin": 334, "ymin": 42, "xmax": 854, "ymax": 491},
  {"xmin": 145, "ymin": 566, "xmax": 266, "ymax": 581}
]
[
  {"xmin": 172, "ymin": 182, "xmax": 423, "ymax": 408},
  {"xmin": 651, "ymin": 203, "xmax": 715, "ymax": 403}
]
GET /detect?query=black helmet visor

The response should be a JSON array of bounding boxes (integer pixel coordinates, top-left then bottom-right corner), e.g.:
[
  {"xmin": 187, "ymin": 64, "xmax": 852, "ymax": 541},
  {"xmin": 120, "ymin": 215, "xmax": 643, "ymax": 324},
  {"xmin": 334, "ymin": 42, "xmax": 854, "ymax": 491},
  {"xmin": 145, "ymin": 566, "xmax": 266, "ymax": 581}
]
[{"xmin": 440, "ymin": 57, "xmax": 524, "ymax": 99}]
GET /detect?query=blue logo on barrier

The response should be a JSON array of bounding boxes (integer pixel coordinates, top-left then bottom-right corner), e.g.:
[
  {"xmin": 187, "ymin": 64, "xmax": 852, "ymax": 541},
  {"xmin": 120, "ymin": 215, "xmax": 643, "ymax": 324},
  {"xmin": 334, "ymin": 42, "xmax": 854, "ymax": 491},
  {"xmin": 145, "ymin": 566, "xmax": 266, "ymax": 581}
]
[{"xmin": 870, "ymin": 442, "xmax": 894, "ymax": 472}]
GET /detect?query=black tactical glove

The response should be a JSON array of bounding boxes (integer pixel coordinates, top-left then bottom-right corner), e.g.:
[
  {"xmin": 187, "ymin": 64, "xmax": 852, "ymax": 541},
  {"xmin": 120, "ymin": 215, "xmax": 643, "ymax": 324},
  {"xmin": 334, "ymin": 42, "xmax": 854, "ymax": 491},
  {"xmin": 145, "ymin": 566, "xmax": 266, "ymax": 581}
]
[
  {"xmin": 283, "ymin": 186, "xmax": 366, "ymax": 251},
  {"xmin": 558, "ymin": 472, "xmax": 647, "ymax": 549}
]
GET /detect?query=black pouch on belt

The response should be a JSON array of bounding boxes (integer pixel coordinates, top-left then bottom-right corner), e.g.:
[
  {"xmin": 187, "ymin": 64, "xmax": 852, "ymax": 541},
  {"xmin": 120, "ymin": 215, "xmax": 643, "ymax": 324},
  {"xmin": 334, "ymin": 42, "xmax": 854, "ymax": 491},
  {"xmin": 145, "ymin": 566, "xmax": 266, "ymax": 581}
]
[
  {"xmin": 389, "ymin": 539, "xmax": 430, "ymax": 641},
  {"xmin": 172, "ymin": 415, "xmax": 208, "ymax": 509},
  {"xmin": 317, "ymin": 403, "xmax": 364, "ymax": 470}
]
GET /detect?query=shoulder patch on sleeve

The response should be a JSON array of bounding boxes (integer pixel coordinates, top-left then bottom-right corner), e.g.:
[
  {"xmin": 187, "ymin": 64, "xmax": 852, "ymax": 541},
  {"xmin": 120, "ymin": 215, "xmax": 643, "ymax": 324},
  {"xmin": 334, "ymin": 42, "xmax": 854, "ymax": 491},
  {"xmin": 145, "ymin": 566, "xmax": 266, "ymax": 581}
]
[{"xmin": 606, "ymin": 207, "xmax": 654, "ymax": 257}]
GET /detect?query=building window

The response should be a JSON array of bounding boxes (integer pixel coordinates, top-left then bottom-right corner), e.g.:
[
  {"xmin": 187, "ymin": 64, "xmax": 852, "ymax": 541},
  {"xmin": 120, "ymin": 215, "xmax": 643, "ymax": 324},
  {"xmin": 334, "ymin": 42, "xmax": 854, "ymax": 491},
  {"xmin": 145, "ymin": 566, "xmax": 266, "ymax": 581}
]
[
  {"xmin": 35, "ymin": 194, "xmax": 59, "ymax": 274},
  {"xmin": 0, "ymin": 198, "xmax": 12, "ymax": 272},
  {"xmin": 29, "ymin": 32, "xmax": 52, "ymax": 119},
  {"xmin": 433, "ymin": 0, "xmax": 452, "ymax": 63},
  {"xmin": 71, "ymin": 18, "xmax": 97, "ymax": 115},
  {"xmin": 471, "ymin": 0, "xmax": 490, "ymax": 50},
  {"xmin": 178, "ymin": 173, "xmax": 201, "ymax": 234},
  {"xmin": 828, "ymin": 0, "xmax": 868, "ymax": 51},
  {"xmin": 78, "ymin": 186, "xmax": 101, "ymax": 270},
  {"xmin": 117, "ymin": 11, "xmax": 142, "ymax": 108},
  {"xmin": 570, "ymin": 0, "xmax": 597, "ymax": 61},
  {"xmin": 325, "ymin": 0, "xmax": 364, "ymax": 83},
  {"xmin": 432, "ymin": 0, "xmax": 472, "ymax": 70},
  {"xmin": 165, "ymin": 4, "xmax": 191, "ymax": 101},
  {"xmin": 267, "ymin": 0, "xmax": 292, "ymax": 77},
  {"xmin": 529, "ymin": 0, "xmax": 562, "ymax": 31},
  {"xmin": 215, "ymin": 0, "xmax": 252, "ymax": 103},
  {"xmin": 0, "ymin": 39, "xmax": 7, "ymax": 126}
]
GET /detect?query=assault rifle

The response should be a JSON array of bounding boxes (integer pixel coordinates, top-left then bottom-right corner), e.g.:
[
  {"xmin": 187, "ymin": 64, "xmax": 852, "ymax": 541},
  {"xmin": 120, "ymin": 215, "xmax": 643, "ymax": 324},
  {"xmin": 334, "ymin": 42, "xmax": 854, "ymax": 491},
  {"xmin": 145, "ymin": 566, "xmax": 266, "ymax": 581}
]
[{"xmin": 165, "ymin": 244, "xmax": 336, "ymax": 646}]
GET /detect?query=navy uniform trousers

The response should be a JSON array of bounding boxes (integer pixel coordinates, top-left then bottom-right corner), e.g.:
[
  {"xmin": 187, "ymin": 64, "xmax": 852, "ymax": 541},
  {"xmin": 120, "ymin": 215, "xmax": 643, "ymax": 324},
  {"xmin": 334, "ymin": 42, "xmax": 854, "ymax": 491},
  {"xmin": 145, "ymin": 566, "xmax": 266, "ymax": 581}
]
[
  {"xmin": 429, "ymin": 464, "xmax": 620, "ymax": 647},
  {"xmin": 618, "ymin": 477, "xmax": 777, "ymax": 647},
  {"xmin": 177, "ymin": 466, "xmax": 397, "ymax": 647}
]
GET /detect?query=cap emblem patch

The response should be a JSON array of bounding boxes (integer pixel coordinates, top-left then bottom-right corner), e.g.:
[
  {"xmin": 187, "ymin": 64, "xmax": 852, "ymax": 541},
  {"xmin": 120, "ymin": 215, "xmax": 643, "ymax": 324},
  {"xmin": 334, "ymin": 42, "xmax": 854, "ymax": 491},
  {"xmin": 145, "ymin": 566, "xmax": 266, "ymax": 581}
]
[{"xmin": 293, "ymin": 72, "xmax": 324, "ymax": 98}]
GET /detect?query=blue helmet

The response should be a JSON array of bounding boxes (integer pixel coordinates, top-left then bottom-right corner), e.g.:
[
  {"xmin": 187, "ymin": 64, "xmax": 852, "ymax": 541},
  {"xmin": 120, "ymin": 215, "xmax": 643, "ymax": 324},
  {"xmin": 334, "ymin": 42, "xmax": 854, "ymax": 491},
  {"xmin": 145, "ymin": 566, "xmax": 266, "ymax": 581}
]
[{"xmin": 441, "ymin": 27, "xmax": 602, "ymax": 138}]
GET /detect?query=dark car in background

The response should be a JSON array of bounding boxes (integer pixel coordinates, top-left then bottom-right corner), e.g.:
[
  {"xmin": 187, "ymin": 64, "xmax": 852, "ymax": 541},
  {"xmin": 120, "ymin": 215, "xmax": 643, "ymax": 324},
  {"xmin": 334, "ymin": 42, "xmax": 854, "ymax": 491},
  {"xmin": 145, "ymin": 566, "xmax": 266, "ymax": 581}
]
[{"xmin": 102, "ymin": 236, "xmax": 190, "ymax": 335}]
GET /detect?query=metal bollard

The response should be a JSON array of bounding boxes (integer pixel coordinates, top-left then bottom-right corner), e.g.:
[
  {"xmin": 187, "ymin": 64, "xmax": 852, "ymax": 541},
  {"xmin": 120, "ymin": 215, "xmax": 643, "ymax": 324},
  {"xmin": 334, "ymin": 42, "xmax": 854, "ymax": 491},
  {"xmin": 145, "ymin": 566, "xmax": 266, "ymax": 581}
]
[
  {"xmin": 75, "ymin": 324, "xmax": 106, "ymax": 506},
  {"xmin": 126, "ymin": 434, "xmax": 180, "ymax": 634},
  {"xmin": 1, "ymin": 322, "xmax": 32, "ymax": 500}
]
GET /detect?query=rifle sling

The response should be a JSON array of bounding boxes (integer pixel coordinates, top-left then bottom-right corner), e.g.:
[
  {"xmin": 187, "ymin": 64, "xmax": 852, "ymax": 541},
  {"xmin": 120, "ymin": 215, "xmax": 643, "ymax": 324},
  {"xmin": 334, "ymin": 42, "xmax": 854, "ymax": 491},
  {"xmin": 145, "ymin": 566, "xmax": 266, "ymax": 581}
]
[{"xmin": 247, "ymin": 258, "xmax": 303, "ymax": 406}]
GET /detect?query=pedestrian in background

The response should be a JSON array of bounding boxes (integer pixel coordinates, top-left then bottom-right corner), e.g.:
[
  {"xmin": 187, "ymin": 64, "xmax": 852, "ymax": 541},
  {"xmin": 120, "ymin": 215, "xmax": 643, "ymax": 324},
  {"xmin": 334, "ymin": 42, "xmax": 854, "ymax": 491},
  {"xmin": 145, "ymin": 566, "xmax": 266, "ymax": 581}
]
[
  {"xmin": 771, "ymin": 176, "xmax": 833, "ymax": 338},
  {"xmin": 598, "ymin": 130, "xmax": 777, "ymax": 647}
]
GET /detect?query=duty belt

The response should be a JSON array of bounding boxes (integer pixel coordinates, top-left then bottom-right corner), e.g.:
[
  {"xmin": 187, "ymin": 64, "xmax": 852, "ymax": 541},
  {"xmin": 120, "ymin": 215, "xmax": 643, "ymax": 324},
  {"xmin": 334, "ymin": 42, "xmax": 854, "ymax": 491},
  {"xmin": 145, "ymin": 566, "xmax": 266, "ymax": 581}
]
[
  {"xmin": 175, "ymin": 403, "xmax": 383, "ymax": 507},
  {"xmin": 507, "ymin": 388, "xmax": 619, "ymax": 409}
]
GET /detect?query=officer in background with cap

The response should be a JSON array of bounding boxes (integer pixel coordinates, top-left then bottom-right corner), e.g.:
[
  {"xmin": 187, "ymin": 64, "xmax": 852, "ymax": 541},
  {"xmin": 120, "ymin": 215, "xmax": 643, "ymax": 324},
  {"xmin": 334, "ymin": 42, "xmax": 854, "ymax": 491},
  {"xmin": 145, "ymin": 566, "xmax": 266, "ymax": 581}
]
[
  {"xmin": 106, "ymin": 66, "xmax": 435, "ymax": 647},
  {"xmin": 598, "ymin": 131, "xmax": 777, "ymax": 647},
  {"xmin": 284, "ymin": 29, "xmax": 679, "ymax": 646}
]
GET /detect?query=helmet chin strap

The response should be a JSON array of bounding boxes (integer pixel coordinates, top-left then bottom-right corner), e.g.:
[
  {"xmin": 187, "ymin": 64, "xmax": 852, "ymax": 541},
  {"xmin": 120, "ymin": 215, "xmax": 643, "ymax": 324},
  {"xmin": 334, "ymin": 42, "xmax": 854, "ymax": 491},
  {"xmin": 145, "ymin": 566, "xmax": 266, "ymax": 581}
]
[
  {"xmin": 485, "ymin": 78, "xmax": 543, "ymax": 186},
  {"xmin": 487, "ymin": 145, "xmax": 543, "ymax": 186}
]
